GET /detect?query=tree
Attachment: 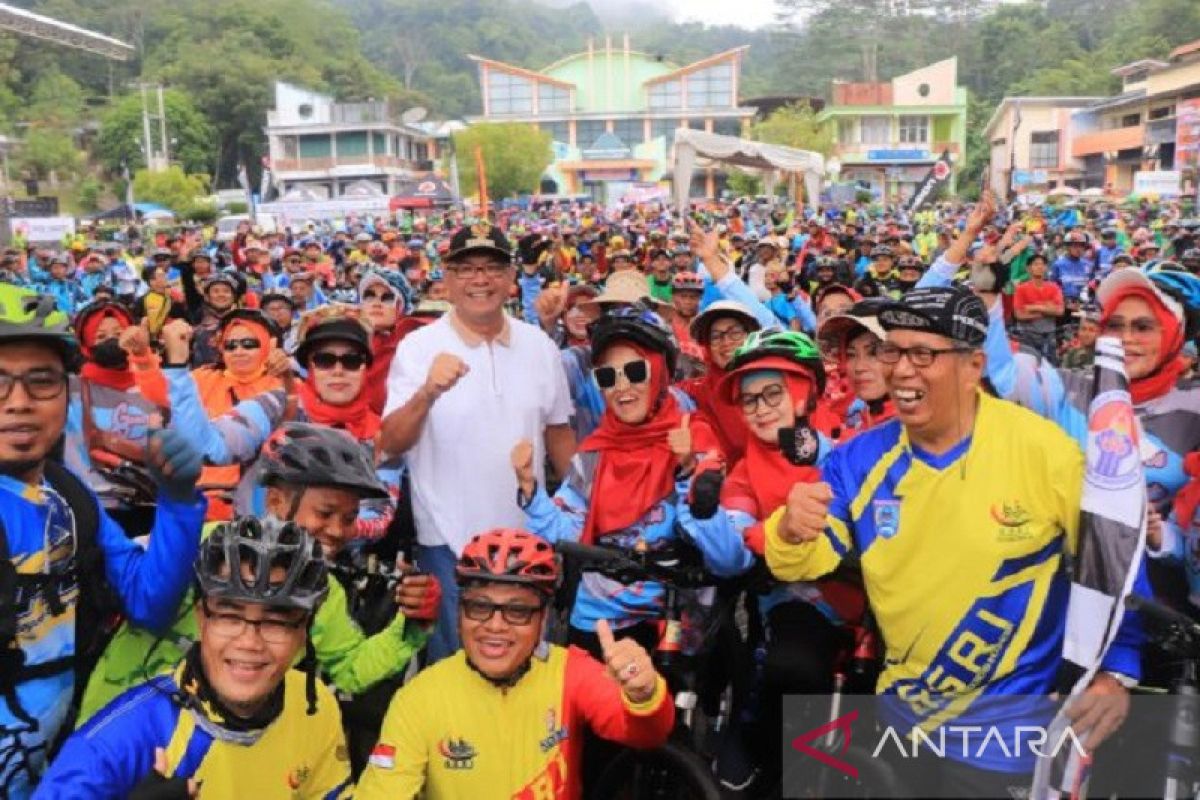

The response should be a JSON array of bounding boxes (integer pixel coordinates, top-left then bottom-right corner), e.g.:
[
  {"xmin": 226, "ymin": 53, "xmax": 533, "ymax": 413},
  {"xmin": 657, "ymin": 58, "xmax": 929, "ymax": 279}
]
[
  {"xmin": 752, "ymin": 102, "xmax": 834, "ymax": 157},
  {"xmin": 18, "ymin": 129, "xmax": 81, "ymax": 181},
  {"xmin": 25, "ymin": 66, "xmax": 86, "ymax": 129},
  {"xmin": 132, "ymin": 166, "xmax": 209, "ymax": 211},
  {"xmin": 96, "ymin": 90, "xmax": 217, "ymax": 176},
  {"xmin": 452, "ymin": 123, "xmax": 552, "ymax": 199}
]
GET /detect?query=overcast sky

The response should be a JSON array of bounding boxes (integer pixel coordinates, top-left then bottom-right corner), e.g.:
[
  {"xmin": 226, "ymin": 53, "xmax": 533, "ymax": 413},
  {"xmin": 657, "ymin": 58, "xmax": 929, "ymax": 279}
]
[{"xmin": 671, "ymin": 0, "xmax": 780, "ymax": 28}]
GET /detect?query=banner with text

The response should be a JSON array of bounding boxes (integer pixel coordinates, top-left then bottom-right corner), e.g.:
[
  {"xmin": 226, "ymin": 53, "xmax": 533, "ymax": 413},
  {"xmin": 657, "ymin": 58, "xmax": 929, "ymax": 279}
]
[{"xmin": 904, "ymin": 150, "xmax": 952, "ymax": 214}]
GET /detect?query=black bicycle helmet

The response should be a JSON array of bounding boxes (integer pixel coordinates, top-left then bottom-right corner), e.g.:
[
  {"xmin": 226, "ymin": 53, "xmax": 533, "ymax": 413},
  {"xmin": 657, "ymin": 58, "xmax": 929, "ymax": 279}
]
[
  {"xmin": 217, "ymin": 308, "xmax": 280, "ymax": 339},
  {"xmin": 258, "ymin": 422, "xmax": 389, "ymax": 498},
  {"xmin": 195, "ymin": 516, "xmax": 329, "ymax": 612},
  {"xmin": 588, "ymin": 300, "xmax": 678, "ymax": 377}
]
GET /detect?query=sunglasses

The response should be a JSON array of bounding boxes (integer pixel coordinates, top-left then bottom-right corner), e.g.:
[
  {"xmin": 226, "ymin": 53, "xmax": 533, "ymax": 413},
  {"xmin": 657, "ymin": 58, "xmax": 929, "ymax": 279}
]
[
  {"xmin": 222, "ymin": 338, "xmax": 261, "ymax": 352},
  {"xmin": 592, "ymin": 359, "xmax": 649, "ymax": 389},
  {"xmin": 309, "ymin": 351, "xmax": 368, "ymax": 371},
  {"xmin": 362, "ymin": 289, "xmax": 396, "ymax": 303}
]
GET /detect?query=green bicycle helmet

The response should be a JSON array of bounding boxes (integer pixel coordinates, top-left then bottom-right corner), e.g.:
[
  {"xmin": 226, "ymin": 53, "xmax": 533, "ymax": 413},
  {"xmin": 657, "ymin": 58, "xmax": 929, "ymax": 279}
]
[
  {"xmin": 723, "ymin": 330, "xmax": 826, "ymax": 398},
  {"xmin": 0, "ymin": 283, "xmax": 81, "ymax": 371}
]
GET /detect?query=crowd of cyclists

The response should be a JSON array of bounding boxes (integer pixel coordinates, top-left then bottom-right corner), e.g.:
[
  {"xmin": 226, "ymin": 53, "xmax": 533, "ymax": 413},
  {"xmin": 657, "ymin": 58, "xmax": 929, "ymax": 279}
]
[{"xmin": 2, "ymin": 188, "xmax": 1199, "ymax": 799}]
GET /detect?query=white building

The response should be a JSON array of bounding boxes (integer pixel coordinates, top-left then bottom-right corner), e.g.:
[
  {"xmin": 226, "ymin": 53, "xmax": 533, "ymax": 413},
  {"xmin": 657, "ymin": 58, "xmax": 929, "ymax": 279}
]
[{"xmin": 265, "ymin": 82, "xmax": 446, "ymax": 201}]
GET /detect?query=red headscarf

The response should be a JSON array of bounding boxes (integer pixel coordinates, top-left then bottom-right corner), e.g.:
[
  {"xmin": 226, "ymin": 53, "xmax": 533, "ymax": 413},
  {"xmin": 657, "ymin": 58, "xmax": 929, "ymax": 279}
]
[
  {"xmin": 366, "ymin": 316, "xmax": 429, "ymax": 415},
  {"xmin": 79, "ymin": 304, "xmax": 136, "ymax": 391},
  {"xmin": 1101, "ymin": 285, "xmax": 1187, "ymax": 404},
  {"xmin": 579, "ymin": 343, "xmax": 719, "ymax": 544},
  {"xmin": 1173, "ymin": 452, "xmax": 1200, "ymax": 539},
  {"xmin": 298, "ymin": 371, "xmax": 381, "ymax": 443},
  {"xmin": 679, "ymin": 349, "xmax": 746, "ymax": 464},
  {"xmin": 734, "ymin": 370, "xmax": 822, "ymax": 515}
]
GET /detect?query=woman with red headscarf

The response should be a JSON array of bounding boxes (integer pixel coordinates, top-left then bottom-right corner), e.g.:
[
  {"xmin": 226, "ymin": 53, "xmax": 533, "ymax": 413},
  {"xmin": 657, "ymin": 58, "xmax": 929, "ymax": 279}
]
[
  {"xmin": 512, "ymin": 304, "xmax": 752, "ymax": 656},
  {"xmin": 64, "ymin": 301, "xmax": 166, "ymax": 535},
  {"xmin": 124, "ymin": 308, "xmax": 283, "ymax": 520},
  {"xmin": 359, "ymin": 269, "xmax": 424, "ymax": 416}
]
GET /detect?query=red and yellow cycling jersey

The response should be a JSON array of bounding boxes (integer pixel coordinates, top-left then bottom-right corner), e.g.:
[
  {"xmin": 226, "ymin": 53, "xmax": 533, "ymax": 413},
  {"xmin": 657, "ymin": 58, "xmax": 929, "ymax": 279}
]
[{"xmin": 355, "ymin": 644, "xmax": 673, "ymax": 799}]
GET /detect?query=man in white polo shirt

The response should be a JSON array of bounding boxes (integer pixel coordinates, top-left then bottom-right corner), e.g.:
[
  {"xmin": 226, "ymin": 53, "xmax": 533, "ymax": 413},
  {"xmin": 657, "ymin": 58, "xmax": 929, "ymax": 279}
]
[{"xmin": 381, "ymin": 222, "xmax": 575, "ymax": 661}]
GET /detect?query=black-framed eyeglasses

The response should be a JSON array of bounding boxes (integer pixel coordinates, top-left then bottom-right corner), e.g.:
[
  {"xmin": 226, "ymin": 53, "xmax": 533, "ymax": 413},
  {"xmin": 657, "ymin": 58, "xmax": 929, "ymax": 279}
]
[
  {"xmin": 593, "ymin": 359, "xmax": 649, "ymax": 389},
  {"xmin": 362, "ymin": 289, "xmax": 396, "ymax": 304},
  {"xmin": 222, "ymin": 338, "xmax": 262, "ymax": 352},
  {"xmin": 200, "ymin": 600, "xmax": 306, "ymax": 644},
  {"xmin": 0, "ymin": 369, "xmax": 68, "ymax": 402},
  {"xmin": 740, "ymin": 382, "xmax": 788, "ymax": 414},
  {"xmin": 460, "ymin": 597, "xmax": 544, "ymax": 626},
  {"xmin": 708, "ymin": 326, "xmax": 748, "ymax": 346},
  {"xmin": 876, "ymin": 343, "xmax": 971, "ymax": 367},
  {"xmin": 310, "ymin": 351, "xmax": 368, "ymax": 371},
  {"xmin": 448, "ymin": 263, "xmax": 510, "ymax": 279}
]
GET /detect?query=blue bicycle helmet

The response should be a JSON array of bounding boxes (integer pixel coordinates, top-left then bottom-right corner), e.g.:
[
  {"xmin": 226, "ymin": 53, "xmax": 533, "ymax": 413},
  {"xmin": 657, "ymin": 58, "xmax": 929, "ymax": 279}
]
[{"xmin": 1145, "ymin": 265, "xmax": 1200, "ymax": 339}]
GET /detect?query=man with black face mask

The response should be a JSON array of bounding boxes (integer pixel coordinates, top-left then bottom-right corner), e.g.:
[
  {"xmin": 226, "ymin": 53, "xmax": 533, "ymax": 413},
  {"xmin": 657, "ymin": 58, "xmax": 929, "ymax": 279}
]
[{"xmin": 65, "ymin": 301, "xmax": 169, "ymax": 536}]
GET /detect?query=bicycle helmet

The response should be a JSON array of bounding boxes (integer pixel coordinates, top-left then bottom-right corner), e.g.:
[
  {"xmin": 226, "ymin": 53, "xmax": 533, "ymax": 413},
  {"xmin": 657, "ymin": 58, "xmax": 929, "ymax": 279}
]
[
  {"xmin": 294, "ymin": 306, "xmax": 372, "ymax": 367},
  {"xmin": 1145, "ymin": 266, "xmax": 1200, "ymax": 339},
  {"xmin": 1064, "ymin": 230, "xmax": 1089, "ymax": 245},
  {"xmin": 359, "ymin": 267, "xmax": 414, "ymax": 311},
  {"xmin": 456, "ymin": 528, "xmax": 559, "ymax": 597},
  {"xmin": 871, "ymin": 244, "xmax": 894, "ymax": 259},
  {"xmin": 722, "ymin": 329, "xmax": 827, "ymax": 399},
  {"xmin": 896, "ymin": 254, "xmax": 925, "ymax": 272},
  {"xmin": 672, "ymin": 271, "xmax": 705, "ymax": 292},
  {"xmin": 1181, "ymin": 248, "xmax": 1200, "ymax": 267},
  {"xmin": 0, "ymin": 284, "xmax": 81, "ymax": 370},
  {"xmin": 814, "ymin": 256, "xmax": 840, "ymax": 272},
  {"xmin": 217, "ymin": 308, "xmax": 279, "ymax": 339},
  {"xmin": 259, "ymin": 422, "xmax": 389, "ymax": 498},
  {"xmin": 195, "ymin": 516, "xmax": 329, "ymax": 612},
  {"xmin": 589, "ymin": 301, "xmax": 678, "ymax": 376}
]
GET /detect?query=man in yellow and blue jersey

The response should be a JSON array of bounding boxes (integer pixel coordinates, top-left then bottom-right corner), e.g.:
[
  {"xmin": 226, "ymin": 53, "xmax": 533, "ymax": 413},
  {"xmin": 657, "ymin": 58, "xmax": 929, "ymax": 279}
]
[
  {"xmin": 766, "ymin": 285, "xmax": 1146, "ymax": 797},
  {"xmin": 35, "ymin": 517, "xmax": 351, "ymax": 800}
]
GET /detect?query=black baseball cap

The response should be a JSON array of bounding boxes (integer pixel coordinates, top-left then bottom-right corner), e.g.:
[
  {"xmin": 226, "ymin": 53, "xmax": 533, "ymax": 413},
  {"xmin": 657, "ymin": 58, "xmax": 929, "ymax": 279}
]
[
  {"xmin": 445, "ymin": 222, "xmax": 512, "ymax": 263},
  {"xmin": 879, "ymin": 286, "xmax": 988, "ymax": 348}
]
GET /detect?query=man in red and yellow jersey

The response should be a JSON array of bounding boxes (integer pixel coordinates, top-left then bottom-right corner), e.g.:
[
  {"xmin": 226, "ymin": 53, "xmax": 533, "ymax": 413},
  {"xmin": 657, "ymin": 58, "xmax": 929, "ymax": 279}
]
[{"xmin": 355, "ymin": 529, "xmax": 673, "ymax": 799}]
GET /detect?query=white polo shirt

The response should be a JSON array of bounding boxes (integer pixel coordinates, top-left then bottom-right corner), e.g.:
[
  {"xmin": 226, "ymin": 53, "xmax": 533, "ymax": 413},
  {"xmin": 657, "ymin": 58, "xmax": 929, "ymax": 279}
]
[{"xmin": 384, "ymin": 311, "xmax": 573, "ymax": 554}]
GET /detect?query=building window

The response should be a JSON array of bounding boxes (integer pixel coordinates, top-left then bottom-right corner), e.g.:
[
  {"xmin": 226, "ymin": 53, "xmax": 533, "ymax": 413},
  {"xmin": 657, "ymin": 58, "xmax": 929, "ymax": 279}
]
[
  {"xmin": 1149, "ymin": 105, "xmax": 1173, "ymax": 120},
  {"xmin": 372, "ymin": 132, "xmax": 387, "ymax": 155},
  {"xmin": 299, "ymin": 134, "xmax": 331, "ymax": 158},
  {"xmin": 713, "ymin": 117, "xmax": 742, "ymax": 137},
  {"xmin": 685, "ymin": 63, "xmax": 733, "ymax": 109},
  {"xmin": 837, "ymin": 118, "xmax": 856, "ymax": 144},
  {"xmin": 538, "ymin": 83, "xmax": 570, "ymax": 114},
  {"xmin": 860, "ymin": 116, "xmax": 890, "ymax": 145},
  {"xmin": 281, "ymin": 137, "xmax": 298, "ymax": 159},
  {"xmin": 1029, "ymin": 131, "xmax": 1059, "ymax": 169},
  {"xmin": 487, "ymin": 70, "xmax": 533, "ymax": 115},
  {"xmin": 612, "ymin": 118, "xmax": 643, "ymax": 146},
  {"xmin": 898, "ymin": 115, "xmax": 928, "ymax": 144},
  {"xmin": 576, "ymin": 119, "xmax": 607, "ymax": 147},
  {"xmin": 541, "ymin": 121, "xmax": 569, "ymax": 143},
  {"xmin": 1120, "ymin": 112, "xmax": 1140, "ymax": 128},
  {"xmin": 651, "ymin": 118, "xmax": 681, "ymax": 143},
  {"xmin": 648, "ymin": 80, "xmax": 682, "ymax": 110},
  {"xmin": 337, "ymin": 131, "xmax": 368, "ymax": 157}
]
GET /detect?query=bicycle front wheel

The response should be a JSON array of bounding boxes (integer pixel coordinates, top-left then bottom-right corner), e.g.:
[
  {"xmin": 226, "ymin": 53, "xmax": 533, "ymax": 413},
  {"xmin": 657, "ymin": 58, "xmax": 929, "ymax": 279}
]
[{"xmin": 589, "ymin": 740, "xmax": 722, "ymax": 800}]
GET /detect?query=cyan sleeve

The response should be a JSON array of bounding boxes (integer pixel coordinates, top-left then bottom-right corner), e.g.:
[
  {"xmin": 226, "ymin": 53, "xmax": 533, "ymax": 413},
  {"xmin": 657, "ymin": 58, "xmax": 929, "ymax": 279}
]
[{"xmin": 714, "ymin": 271, "xmax": 780, "ymax": 331}]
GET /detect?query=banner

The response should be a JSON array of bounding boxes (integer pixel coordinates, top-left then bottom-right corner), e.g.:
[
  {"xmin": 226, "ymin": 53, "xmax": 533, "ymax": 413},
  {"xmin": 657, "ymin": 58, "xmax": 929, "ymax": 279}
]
[
  {"xmin": 1176, "ymin": 98, "xmax": 1200, "ymax": 169},
  {"xmin": 1133, "ymin": 169, "xmax": 1182, "ymax": 197},
  {"xmin": 10, "ymin": 216, "xmax": 75, "ymax": 242},
  {"xmin": 474, "ymin": 144, "xmax": 489, "ymax": 219},
  {"xmin": 1031, "ymin": 336, "xmax": 1146, "ymax": 799},
  {"xmin": 904, "ymin": 150, "xmax": 952, "ymax": 214}
]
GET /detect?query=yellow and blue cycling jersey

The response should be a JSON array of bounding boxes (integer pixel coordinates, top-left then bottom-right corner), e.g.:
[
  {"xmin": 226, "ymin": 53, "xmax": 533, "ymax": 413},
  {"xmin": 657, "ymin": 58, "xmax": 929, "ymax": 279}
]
[
  {"xmin": 34, "ymin": 669, "xmax": 350, "ymax": 799},
  {"xmin": 766, "ymin": 392, "xmax": 1145, "ymax": 771}
]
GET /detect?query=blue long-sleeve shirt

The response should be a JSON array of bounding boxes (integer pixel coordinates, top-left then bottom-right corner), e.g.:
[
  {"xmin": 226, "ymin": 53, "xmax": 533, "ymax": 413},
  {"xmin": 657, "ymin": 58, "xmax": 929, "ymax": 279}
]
[{"xmin": 0, "ymin": 474, "xmax": 205, "ymax": 799}]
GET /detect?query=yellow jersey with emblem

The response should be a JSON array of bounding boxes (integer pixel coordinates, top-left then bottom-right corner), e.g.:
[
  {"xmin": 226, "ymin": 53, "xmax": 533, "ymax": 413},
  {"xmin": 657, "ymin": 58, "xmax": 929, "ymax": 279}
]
[
  {"xmin": 34, "ymin": 669, "xmax": 351, "ymax": 799},
  {"xmin": 355, "ymin": 644, "xmax": 673, "ymax": 800}
]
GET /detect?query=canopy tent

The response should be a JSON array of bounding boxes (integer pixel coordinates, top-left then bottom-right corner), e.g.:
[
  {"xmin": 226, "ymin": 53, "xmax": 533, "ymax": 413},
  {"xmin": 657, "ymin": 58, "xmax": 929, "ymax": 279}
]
[{"xmin": 672, "ymin": 128, "xmax": 825, "ymax": 211}]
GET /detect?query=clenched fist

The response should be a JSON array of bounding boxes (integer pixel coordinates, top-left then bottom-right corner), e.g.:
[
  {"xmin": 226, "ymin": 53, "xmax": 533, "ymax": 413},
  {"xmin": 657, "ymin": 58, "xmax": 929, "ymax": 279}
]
[
  {"xmin": 423, "ymin": 353, "xmax": 469, "ymax": 399},
  {"xmin": 161, "ymin": 319, "xmax": 193, "ymax": 364},
  {"xmin": 779, "ymin": 481, "xmax": 835, "ymax": 545},
  {"xmin": 118, "ymin": 322, "xmax": 151, "ymax": 358},
  {"xmin": 511, "ymin": 439, "xmax": 536, "ymax": 496}
]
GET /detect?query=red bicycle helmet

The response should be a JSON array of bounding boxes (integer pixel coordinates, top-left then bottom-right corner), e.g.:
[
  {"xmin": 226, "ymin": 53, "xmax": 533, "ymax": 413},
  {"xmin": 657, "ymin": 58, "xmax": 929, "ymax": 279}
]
[
  {"xmin": 672, "ymin": 271, "xmax": 705, "ymax": 292},
  {"xmin": 456, "ymin": 529, "xmax": 559, "ymax": 596}
]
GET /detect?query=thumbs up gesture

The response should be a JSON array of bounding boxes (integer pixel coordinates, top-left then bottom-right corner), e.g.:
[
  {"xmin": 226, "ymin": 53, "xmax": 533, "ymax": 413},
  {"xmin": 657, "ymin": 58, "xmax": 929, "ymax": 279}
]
[
  {"xmin": 596, "ymin": 619, "xmax": 658, "ymax": 705},
  {"xmin": 667, "ymin": 414, "xmax": 696, "ymax": 473}
]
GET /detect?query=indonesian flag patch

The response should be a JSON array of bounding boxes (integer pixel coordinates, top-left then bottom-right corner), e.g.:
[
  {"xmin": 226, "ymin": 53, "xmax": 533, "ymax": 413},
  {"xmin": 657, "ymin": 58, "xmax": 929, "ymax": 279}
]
[{"xmin": 369, "ymin": 743, "xmax": 396, "ymax": 770}]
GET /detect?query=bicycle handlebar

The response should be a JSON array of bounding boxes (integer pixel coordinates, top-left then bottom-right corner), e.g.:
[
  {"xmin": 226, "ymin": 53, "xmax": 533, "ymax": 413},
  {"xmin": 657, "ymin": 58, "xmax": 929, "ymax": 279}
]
[
  {"xmin": 553, "ymin": 541, "xmax": 713, "ymax": 589},
  {"xmin": 1126, "ymin": 595, "xmax": 1200, "ymax": 655}
]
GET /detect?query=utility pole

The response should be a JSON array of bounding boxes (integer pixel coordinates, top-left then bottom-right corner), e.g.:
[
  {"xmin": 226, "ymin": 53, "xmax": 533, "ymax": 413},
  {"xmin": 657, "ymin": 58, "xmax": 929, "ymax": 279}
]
[
  {"xmin": 157, "ymin": 84, "xmax": 169, "ymax": 166},
  {"xmin": 140, "ymin": 83, "xmax": 155, "ymax": 171},
  {"xmin": 138, "ymin": 82, "xmax": 169, "ymax": 172}
]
